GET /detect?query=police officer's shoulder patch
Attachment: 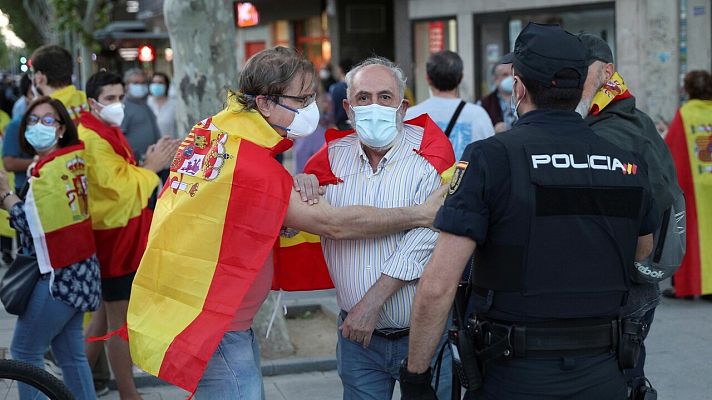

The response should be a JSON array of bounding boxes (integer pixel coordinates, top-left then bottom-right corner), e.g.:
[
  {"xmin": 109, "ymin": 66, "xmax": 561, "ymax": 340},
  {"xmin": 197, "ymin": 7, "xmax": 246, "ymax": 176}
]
[{"xmin": 448, "ymin": 161, "xmax": 469, "ymax": 195}]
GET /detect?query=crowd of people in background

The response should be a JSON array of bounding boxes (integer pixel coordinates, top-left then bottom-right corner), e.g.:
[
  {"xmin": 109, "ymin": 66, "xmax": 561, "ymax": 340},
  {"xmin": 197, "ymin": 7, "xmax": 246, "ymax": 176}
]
[{"xmin": 0, "ymin": 33, "xmax": 710, "ymax": 400}]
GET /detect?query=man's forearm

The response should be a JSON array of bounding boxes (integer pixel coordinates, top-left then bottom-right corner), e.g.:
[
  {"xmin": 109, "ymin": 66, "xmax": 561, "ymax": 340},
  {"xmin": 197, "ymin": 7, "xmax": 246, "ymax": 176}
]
[
  {"xmin": 407, "ymin": 278, "xmax": 456, "ymax": 373},
  {"xmin": 364, "ymin": 274, "xmax": 408, "ymax": 308},
  {"xmin": 326, "ymin": 205, "xmax": 429, "ymax": 240}
]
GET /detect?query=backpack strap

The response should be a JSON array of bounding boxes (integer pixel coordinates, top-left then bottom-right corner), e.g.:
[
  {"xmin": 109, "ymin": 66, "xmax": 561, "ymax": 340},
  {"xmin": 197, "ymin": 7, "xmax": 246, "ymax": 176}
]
[{"xmin": 444, "ymin": 100, "xmax": 467, "ymax": 138}]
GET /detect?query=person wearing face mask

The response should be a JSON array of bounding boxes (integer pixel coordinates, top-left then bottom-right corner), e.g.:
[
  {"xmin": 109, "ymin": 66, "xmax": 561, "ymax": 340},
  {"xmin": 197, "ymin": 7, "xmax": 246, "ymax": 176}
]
[
  {"xmin": 401, "ymin": 23, "xmax": 659, "ymax": 400},
  {"xmin": 0, "ymin": 96, "xmax": 101, "ymax": 400},
  {"xmin": 577, "ymin": 34, "xmax": 683, "ymax": 399},
  {"xmin": 292, "ymin": 56, "xmax": 456, "ymax": 400},
  {"xmin": 406, "ymin": 50, "xmax": 494, "ymax": 160},
  {"xmin": 120, "ymin": 68, "xmax": 162, "ymax": 161},
  {"xmin": 478, "ymin": 54, "xmax": 515, "ymax": 133},
  {"xmin": 76, "ymin": 71, "xmax": 177, "ymax": 400},
  {"xmin": 125, "ymin": 47, "xmax": 451, "ymax": 399},
  {"xmin": 147, "ymin": 72, "xmax": 179, "ymax": 140},
  {"xmin": 29, "ymin": 45, "xmax": 89, "ymax": 122}
]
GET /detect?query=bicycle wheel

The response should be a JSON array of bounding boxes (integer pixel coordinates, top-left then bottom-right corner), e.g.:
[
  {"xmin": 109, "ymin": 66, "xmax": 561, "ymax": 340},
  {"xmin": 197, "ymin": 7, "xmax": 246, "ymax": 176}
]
[{"xmin": 0, "ymin": 359, "xmax": 74, "ymax": 400}]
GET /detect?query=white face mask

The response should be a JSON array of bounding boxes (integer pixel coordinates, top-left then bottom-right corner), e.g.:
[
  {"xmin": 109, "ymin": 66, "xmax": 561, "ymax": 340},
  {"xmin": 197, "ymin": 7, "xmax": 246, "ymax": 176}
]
[
  {"xmin": 97, "ymin": 101, "xmax": 125, "ymax": 126},
  {"xmin": 351, "ymin": 103, "xmax": 402, "ymax": 149},
  {"xmin": 274, "ymin": 100, "xmax": 320, "ymax": 139}
]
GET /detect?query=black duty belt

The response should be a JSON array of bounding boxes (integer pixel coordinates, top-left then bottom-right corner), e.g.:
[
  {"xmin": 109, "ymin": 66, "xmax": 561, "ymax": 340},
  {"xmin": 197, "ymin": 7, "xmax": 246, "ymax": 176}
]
[
  {"xmin": 473, "ymin": 319, "xmax": 619, "ymax": 360},
  {"xmin": 340, "ymin": 310, "xmax": 410, "ymax": 340}
]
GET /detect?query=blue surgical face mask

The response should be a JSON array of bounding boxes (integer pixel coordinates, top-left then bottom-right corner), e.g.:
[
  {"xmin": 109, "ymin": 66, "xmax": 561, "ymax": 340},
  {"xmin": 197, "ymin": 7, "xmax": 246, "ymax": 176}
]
[
  {"xmin": 128, "ymin": 83, "xmax": 149, "ymax": 98},
  {"xmin": 499, "ymin": 76, "xmax": 514, "ymax": 93},
  {"xmin": 149, "ymin": 83, "xmax": 167, "ymax": 97},
  {"xmin": 25, "ymin": 123, "xmax": 58, "ymax": 151},
  {"xmin": 350, "ymin": 103, "xmax": 402, "ymax": 149}
]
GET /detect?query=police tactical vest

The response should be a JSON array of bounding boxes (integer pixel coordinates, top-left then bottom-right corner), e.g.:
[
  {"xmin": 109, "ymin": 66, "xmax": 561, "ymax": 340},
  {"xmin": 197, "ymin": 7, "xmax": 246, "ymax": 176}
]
[{"xmin": 473, "ymin": 115, "xmax": 651, "ymax": 321}]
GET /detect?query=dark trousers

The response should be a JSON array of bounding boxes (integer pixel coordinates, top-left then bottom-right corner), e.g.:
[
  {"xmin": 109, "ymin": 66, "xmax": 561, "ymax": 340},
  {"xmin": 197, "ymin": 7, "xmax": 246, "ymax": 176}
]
[{"xmin": 466, "ymin": 353, "xmax": 627, "ymax": 400}]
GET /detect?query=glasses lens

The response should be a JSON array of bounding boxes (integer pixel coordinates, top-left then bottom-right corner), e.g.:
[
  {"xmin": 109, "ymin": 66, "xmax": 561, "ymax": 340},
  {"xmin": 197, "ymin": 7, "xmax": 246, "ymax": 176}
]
[
  {"xmin": 41, "ymin": 116, "xmax": 57, "ymax": 126},
  {"xmin": 27, "ymin": 115, "xmax": 40, "ymax": 125}
]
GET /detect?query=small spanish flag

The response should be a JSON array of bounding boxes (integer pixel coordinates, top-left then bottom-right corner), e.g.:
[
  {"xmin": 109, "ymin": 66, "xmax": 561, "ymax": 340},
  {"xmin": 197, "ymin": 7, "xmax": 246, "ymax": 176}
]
[{"xmin": 24, "ymin": 144, "xmax": 95, "ymax": 272}]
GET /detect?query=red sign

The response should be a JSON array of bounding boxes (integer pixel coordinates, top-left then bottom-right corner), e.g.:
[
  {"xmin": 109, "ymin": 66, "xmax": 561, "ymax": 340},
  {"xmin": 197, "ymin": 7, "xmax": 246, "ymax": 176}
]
[
  {"xmin": 138, "ymin": 45, "xmax": 155, "ymax": 62},
  {"xmin": 235, "ymin": 2, "xmax": 259, "ymax": 28},
  {"xmin": 428, "ymin": 21, "xmax": 445, "ymax": 54}
]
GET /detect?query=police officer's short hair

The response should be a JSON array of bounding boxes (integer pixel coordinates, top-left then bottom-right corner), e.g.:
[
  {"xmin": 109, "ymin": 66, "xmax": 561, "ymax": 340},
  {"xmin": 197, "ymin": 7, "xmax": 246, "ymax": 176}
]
[
  {"xmin": 515, "ymin": 67, "xmax": 583, "ymax": 111},
  {"xmin": 426, "ymin": 51, "xmax": 463, "ymax": 92}
]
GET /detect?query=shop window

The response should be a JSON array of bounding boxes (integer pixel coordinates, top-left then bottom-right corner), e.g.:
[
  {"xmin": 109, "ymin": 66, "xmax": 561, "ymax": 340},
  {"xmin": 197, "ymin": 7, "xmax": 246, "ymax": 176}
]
[{"xmin": 412, "ymin": 18, "xmax": 457, "ymax": 104}]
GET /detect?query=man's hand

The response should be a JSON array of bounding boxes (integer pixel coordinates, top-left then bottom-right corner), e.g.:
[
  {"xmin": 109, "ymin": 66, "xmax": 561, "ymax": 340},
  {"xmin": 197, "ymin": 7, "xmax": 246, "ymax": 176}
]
[
  {"xmin": 144, "ymin": 137, "xmax": 179, "ymax": 172},
  {"xmin": 293, "ymin": 173, "xmax": 324, "ymax": 205},
  {"xmin": 340, "ymin": 296, "xmax": 381, "ymax": 348},
  {"xmin": 418, "ymin": 185, "xmax": 447, "ymax": 228}
]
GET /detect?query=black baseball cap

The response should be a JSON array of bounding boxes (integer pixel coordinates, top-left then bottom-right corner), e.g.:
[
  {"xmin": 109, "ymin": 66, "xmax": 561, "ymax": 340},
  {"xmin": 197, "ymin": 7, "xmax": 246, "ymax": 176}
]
[
  {"xmin": 578, "ymin": 33, "xmax": 614, "ymax": 65},
  {"xmin": 512, "ymin": 22, "xmax": 588, "ymax": 88},
  {"xmin": 499, "ymin": 52, "xmax": 514, "ymax": 64}
]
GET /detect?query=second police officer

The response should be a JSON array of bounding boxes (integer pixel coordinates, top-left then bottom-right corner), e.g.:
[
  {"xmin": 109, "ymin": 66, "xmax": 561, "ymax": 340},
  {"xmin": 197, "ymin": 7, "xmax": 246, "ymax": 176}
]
[{"xmin": 399, "ymin": 23, "xmax": 659, "ymax": 399}]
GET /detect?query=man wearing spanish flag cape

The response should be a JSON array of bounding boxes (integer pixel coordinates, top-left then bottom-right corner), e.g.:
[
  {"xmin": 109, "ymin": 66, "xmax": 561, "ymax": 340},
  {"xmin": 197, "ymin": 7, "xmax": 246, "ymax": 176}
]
[
  {"xmin": 126, "ymin": 48, "xmax": 454, "ymax": 398},
  {"xmin": 79, "ymin": 71, "xmax": 178, "ymax": 400}
]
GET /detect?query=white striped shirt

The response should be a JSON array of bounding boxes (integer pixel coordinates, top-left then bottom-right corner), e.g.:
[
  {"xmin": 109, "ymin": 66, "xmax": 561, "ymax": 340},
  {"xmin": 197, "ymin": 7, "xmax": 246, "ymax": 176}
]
[{"xmin": 322, "ymin": 124, "xmax": 441, "ymax": 329}]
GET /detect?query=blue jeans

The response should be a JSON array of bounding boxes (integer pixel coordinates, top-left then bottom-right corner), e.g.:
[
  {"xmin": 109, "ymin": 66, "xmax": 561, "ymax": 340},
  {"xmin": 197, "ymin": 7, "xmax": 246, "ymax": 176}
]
[
  {"xmin": 195, "ymin": 329, "xmax": 264, "ymax": 400},
  {"xmin": 336, "ymin": 317, "xmax": 452, "ymax": 400},
  {"xmin": 11, "ymin": 277, "xmax": 95, "ymax": 400}
]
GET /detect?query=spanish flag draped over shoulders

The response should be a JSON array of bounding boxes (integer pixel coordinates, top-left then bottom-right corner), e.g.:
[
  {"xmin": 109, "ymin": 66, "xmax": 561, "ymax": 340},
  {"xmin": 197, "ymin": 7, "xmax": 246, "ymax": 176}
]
[
  {"xmin": 49, "ymin": 85, "xmax": 89, "ymax": 122},
  {"xmin": 24, "ymin": 143, "xmax": 95, "ymax": 272},
  {"xmin": 665, "ymin": 99, "xmax": 712, "ymax": 296},
  {"xmin": 272, "ymin": 113, "xmax": 456, "ymax": 292},
  {"xmin": 127, "ymin": 96, "xmax": 293, "ymax": 393},
  {"xmin": 77, "ymin": 112, "xmax": 159, "ymax": 278}
]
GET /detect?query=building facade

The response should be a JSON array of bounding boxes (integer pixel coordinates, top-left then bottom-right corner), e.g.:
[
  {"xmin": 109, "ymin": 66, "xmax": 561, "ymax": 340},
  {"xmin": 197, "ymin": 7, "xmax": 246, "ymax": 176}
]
[{"xmin": 398, "ymin": 0, "xmax": 712, "ymax": 123}]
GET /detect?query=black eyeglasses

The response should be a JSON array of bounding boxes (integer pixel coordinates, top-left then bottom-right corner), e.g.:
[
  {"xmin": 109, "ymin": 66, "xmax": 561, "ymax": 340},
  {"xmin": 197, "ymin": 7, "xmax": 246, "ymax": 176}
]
[
  {"xmin": 276, "ymin": 92, "xmax": 317, "ymax": 108},
  {"xmin": 27, "ymin": 115, "xmax": 60, "ymax": 127}
]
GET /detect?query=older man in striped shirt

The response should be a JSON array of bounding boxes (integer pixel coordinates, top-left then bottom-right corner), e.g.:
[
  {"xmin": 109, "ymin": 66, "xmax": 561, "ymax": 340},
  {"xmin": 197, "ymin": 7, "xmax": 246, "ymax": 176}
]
[{"xmin": 298, "ymin": 57, "xmax": 454, "ymax": 400}]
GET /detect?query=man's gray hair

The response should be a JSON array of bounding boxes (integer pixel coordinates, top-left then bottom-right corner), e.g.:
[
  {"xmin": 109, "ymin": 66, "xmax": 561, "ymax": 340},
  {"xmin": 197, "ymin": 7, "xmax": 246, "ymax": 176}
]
[
  {"xmin": 345, "ymin": 57, "xmax": 407, "ymax": 100},
  {"xmin": 123, "ymin": 68, "xmax": 146, "ymax": 82}
]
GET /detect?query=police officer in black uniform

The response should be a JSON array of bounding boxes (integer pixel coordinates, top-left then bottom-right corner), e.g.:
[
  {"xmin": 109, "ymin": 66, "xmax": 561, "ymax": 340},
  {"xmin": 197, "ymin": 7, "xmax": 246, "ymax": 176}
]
[{"xmin": 398, "ymin": 23, "xmax": 659, "ymax": 400}]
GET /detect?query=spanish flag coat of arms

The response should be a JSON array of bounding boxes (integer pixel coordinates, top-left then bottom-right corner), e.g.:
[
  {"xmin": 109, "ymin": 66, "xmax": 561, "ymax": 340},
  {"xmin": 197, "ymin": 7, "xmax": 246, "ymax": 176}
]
[
  {"xmin": 127, "ymin": 97, "xmax": 295, "ymax": 393},
  {"xmin": 24, "ymin": 143, "xmax": 95, "ymax": 271}
]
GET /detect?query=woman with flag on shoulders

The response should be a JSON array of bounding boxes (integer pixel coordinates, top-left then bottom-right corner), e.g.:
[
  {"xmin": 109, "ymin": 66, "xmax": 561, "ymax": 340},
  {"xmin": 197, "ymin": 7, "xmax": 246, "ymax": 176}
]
[{"xmin": 0, "ymin": 96, "xmax": 101, "ymax": 400}]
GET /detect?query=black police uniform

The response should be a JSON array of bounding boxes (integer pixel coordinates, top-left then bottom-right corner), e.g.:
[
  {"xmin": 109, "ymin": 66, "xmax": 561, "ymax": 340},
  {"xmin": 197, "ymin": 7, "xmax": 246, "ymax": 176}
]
[
  {"xmin": 436, "ymin": 108, "xmax": 658, "ymax": 399},
  {"xmin": 432, "ymin": 24, "xmax": 659, "ymax": 400}
]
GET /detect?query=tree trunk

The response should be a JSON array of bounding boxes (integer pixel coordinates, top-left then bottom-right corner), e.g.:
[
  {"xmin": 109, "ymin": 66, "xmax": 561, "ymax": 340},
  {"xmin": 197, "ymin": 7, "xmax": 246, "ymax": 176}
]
[
  {"xmin": 164, "ymin": 0, "xmax": 295, "ymax": 358},
  {"xmin": 164, "ymin": 0, "xmax": 238, "ymax": 135},
  {"xmin": 21, "ymin": 0, "xmax": 58, "ymax": 44}
]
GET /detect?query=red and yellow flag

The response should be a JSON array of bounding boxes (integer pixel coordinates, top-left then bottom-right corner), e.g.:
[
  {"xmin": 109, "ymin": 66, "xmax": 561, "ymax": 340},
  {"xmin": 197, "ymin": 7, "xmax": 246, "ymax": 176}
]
[
  {"xmin": 49, "ymin": 85, "xmax": 89, "ymax": 122},
  {"xmin": 588, "ymin": 72, "xmax": 633, "ymax": 117},
  {"xmin": 272, "ymin": 114, "xmax": 456, "ymax": 292},
  {"xmin": 78, "ymin": 112, "xmax": 158, "ymax": 278},
  {"xmin": 24, "ymin": 144, "xmax": 95, "ymax": 272},
  {"xmin": 665, "ymin": 99, "xmax": 712, "ymax": 296},
  {"xmin": 127, "ymin": 98, "xmax": 293, "ymax": 393}
]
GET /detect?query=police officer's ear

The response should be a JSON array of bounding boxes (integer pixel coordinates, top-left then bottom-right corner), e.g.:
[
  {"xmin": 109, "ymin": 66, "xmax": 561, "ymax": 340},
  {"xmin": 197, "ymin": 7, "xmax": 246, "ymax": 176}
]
[{"xmin": 255, "ymin": 95, "xmax": 275, "ymax": 117}]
